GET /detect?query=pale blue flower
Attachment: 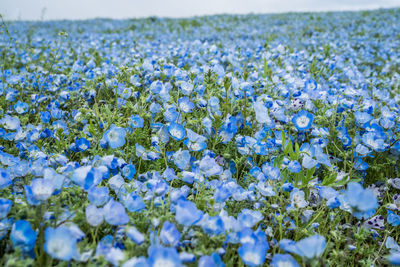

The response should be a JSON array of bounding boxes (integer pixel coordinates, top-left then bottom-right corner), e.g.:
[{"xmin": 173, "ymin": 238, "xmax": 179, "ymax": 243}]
[
  {"xmin": 175, "ymin": 200, "xmax": 203, "ymax": 226},
  {"xmin": 103, "ymin": 124, "xmax": 126, "ymax": 149},
  {"xmin": 13, "ymin": 101, "xmax": 29, "ymax": 114},
  {"xmin": 44, "ymin": 227, "xmax": 78, "ymax": 261},
  {"xmin": 148, "ymin": 246, "xmax": 182, "ymax": 267},
  {"xmin": 130, "ymin": 115, "xmax": 144, "ymax": 129},
  {"xmin": 126, "ymin": 226, "xmax": 145, "ymax": 245},
  {"xmin": 344, "ymin": 182, "xmax": 378, "ymax": 218},
  {"xmin": 160, "ymin": 221, "xmax": 181, "ymax": 247},
  {"xmin": 0, "ymin": 169, "xmax": 12, "ymax": 189},
  {"xmin": 168, "ymin": 122, "xmax": 186, "ymax": 141},
  {"xmin": 270, "ymin": 254, "xmax": 300, "ymax": 267},
  {"xmin": 30, "ymin": 178, "xmax": 55, "ymax": 201},
  {"xmin": 238, "ymin": 240, "xmax": 269, "ymax": 267},
  {"xmin": 295, "ymin": 234, "xmax": 326, "ymax": 259},
  {"xmin": 103, "ymin": 199, "xmax": 130, "ymax": 225},
  {"xmin": 292, "ymin": 110, "xmax": 313, "ymax": 131},
  {"xmin": 0, "ymin": 199, "xmax": 12, "ymax": 219},
  {"xmin": 199, "ymin": 155, "xmax": 223, "ymax": 177},
  {"xmin": 85, "ymin": 205, "xmax": 104, "ymax": 227},
  {"xmin": 178, "ymin": 97, "xmax": 194, "ymax": 113},
  {"xmin": 11, "ymin": 220, "xmax": 37, "ymax": 252},
  {"xmin": 172, "ymin": 149, "xmax": 191, "ymax": 170}
]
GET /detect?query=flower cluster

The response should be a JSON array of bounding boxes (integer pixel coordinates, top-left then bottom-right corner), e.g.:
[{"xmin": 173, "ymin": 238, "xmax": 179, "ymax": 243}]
[{"xmin": 0, "ymin": 8, "xmax": 400, "ymax": 266}]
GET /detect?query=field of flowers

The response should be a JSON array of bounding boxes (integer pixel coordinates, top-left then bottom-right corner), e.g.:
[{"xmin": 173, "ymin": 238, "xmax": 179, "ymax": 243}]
[{"xmin": 0, "ymin": 7, "xmax": 400, "ymax": 266}]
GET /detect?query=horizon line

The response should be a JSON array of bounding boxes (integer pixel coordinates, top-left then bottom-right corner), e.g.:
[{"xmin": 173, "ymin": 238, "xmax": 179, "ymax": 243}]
[{"xmin": 2, "ymin": 5, "xmax": 399, "ymax": 23}]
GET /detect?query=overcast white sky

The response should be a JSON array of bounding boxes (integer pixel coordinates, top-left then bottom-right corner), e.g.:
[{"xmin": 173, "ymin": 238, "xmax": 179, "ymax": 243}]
[{"xmin": 1, "ymin": 0, "xmax": 400, "ymax": 21}]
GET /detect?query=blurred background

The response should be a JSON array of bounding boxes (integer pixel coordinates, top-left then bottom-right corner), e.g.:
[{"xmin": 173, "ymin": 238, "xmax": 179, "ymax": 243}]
[{"xmin": 1, "ymin": 0, "xmax": 399, "ymax": 21}]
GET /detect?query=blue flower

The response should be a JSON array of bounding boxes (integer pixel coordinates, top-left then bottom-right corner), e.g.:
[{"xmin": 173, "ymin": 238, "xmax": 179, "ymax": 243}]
[
  {"xmin": 304, "ymin": 79, "xmax": 317, "ymax": 91},
  {"xmin": 237, "ymin": 209, "xmax": 264, "ymax": 228},
  {"xmin": 387, "ymin": 210, "xmax": 400, "ymax": 226},
  {"xmin": 170, "ymin": 187, "xmax": 190, "ymax": 203},
  {"xmin": 163, "ymin": 167, "xmax": 178, "ymax": 182},
  {"xmin": 180, "ymin": 252, "xmax": 196, "ymax": 263},
  {"xmin": 295, "ymin": 234, "xmax": 326, "ymax": 259},
  {"xmin": 199, "ymin": 155, "xmax": 223, "ymax": 177},
  {"xmin": 85, "ymin": 205, "xmax": 104, "ymax": 226},
  {"xmin": 326, "ymin": 197, "xmax": 341, "ymax": 209},
  {"xmin": 208, "ymin": 96, "xmax": 221, "ymax": 115},
  {"xmin": 0, "ymin": 169, "xmax": 12, "ymax": 189},
  {"xmin": 71, "ymin": 166, "xmax": 98, "ymax": 190},
  {"xmin": 148, "ymin": 246, "xmax": 182, "ymax": 267},
  {"xmin": 361, "ymin": 132, "xmax": 387, "ymax": 152},
  {"xmin": 87, "ymin": 186, "xmax": 110, "ymax": 206},
  {"xmin": 292, "ymin": 110, "xmax": 313, "ymax": 131},
  {"xmin": 388, "ymin": 253, "xmax": 400, "ymax": 266},
  {"xmin": 40, "ymin": 111, "xmax": 51, "ymax": 123},
  {"xmin": 354, "ymin": 111, "xmax": 373, "ymax": 126},
  {"xmin": 109, "ymin": 175, "xmax": 125, "ymax": 194},
  {"xmin": 344, "ymin": 182, "xmax": 378, "ymax": 218},
  {"xmin": 150, "ymin": 80, "xmax": 164, "ymax": 94},
  {"xmin": 168, "ymin": 122, "xmax": 186, "ymax": 141},
  {"xmin": 1, "ymin": 115, "xmax": 21, "ymax": 130},
  {"xmin": 126, "ymin": 226, "xmax": 145, "ymax": 245},
  {"xmin": 262, "ymin": 165, "xmax": 281, "ymax": 180},
  {"xmin": 123, "ymin": 193, "xmax": 146, "ymax": 212},
  {"xmin": 24, "ymin": 185, "xmax": 41, "ymax": 206},
  {"xmin": 160, "ymin": 221, "xmax": 181, "ymax": 247},
  {"xmin": 103, "ymin": 124, "xmax": 126, "ymax": 149},
  {"xmin": 279, "ymin": 239, "xmax": 300, "ymax": 254},
  {"xmin": 149, "ymin": 102, "xmax": 162, "ymax": 115},
  {"xmin": 253, "ymin": 101, "xmax": 271, "ymax": 124},
  {"xmin": 178, "ymin": 97, "xmax": 194, "ymax": 113},
  {"xmin": 200, "ymin": 215, "xmax": 225, "ymax": 236},
  {"xmin": 302, "ymin": 155, "xmax": 318, "ymax": 169},
  {"xmin": 0, "ymin": 218, "xmax": 12, "ymax": 240},
  {"xmin": 184, "ymin": 129, "xmax": 207, "ymax": 152},
  {"xmin": 164, "ymin": 107, "xmax": 179, "ymax": 122},
  {"xmin": 355, "ymin": 144, "xmax": 371, "ymax": 157},
  {"xmin": 130, "ymin": 114, "xmax": 144, "ymax": 129},
  {"xmin": 198, "ymin": 253, "xmax": 224, "ymax": 267},
  {"xmin": 76, "ymin": 137, "xmax": 90, "ymax": 152},
  {"xmin": 282, "ymin": 183, "xmax": 294, "ymax": 192},
  {"xmin": 172, "ymin": 149, "xmax": 191, "ymax": 170},
  {"xmin": 122, "ymin": 164, "xmax": 136, "ymax": 180},
  {"xmin": 288, "ymin": 160, "xmax": 301, "ymax": 173},
  {"xmin": 13, "ymin": 101, "xmax": 29, "ymax": 114},
  {"xmin": 314, "ymin": 145, "xmax": 331, "ymax": 167},
  {"xmin": 44, "ymin": 227, "xmax": 78, "ymax": 261},
  {"xmin": 270, "ymin": 254, "xmax": 300, "ymax": 267},
  {"xmin": 238, "ymin": 240, "xmax": 269, "ymax": 267},
  {"xmin": 386, "ymin": 236, "xmax": 400, "ymax": 254},
  {"xmin": 175, "ymin": 200, "xmax": 203, "ymax": 226},
  {"xmin": 122, "ymin": 256, "xmax": 149, "ymax": 267},
  {"xmin": 179, "ymin": 81, "xmax": 193, "ymax": 95},
  {"xmin": 353, "ymin": 157, "xmax": 369, "ymax": 171},
  {"xmin": 290, "ymin": 188, "xmax": 307, "ymax": 209},
  {"xmin": 103, "ymin": 199, "xmax": 130, "ymax": 225},
  {"xmin": 95, "ymin": 234, "xmax": 125, "ymax": 264},
  {"xmin": 135, "ymin": 143, "xmax": 148, "ymax": 160},
  {"xmin": 11, "ymin": 220, "xmax": 37, "ymax": 252},
  {"xmin": 30, "ymin": 178, "xmax": 55, "ymax": 201},
  {"xmin": 0, "ymin": 198, "xmax": 12, "ymax": 219},
  {"xmin": 147, "ymin": 151, "xmax": 161, "ymax": 161}
]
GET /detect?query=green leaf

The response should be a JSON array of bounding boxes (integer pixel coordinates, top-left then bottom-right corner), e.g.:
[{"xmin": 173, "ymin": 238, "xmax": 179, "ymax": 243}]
[
  {"xmin": 321, "ymin": 171, "xmax": 338, "ymax": 186},
  {"xmin": 306, "ymin": 166, "xmax": 316, "ymax": 181},
  {"xmin": 295, "ymin": 142, "xmax": 300, "ymax": 158}
]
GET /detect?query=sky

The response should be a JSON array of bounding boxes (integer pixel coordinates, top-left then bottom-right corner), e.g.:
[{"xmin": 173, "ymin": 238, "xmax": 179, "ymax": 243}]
[{"xmin": 1, "ymin": 0, "xmax": 399, "ymax": 21}]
